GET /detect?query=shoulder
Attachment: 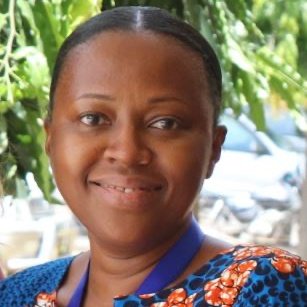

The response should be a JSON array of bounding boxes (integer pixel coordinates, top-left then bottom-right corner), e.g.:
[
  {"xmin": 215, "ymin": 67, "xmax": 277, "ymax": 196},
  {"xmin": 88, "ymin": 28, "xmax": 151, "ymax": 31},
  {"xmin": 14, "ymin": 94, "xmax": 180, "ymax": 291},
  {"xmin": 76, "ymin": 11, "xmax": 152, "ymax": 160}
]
[
  {"xmin": 225, "ymin": 244, "xmax": 307, "ymax": 278},
  {"xmin": 0, "ymin": 256, "xmax": 74, "ymax": 305},
  {"xmin": 204, "ymin": 244, "xmax": 307, "ymax": 306},
  {"xmin": 115, "ymin": 245, "xmax": 307, "ymax": 306}
]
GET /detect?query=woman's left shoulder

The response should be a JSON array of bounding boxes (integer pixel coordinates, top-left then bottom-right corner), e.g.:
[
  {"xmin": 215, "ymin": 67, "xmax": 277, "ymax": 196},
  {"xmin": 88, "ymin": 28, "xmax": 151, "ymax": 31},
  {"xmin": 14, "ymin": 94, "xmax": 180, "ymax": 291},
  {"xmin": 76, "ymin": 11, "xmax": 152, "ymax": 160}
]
[
  {"xmin": 224, "ymin": 244, "xmax": 307, "ymax": 275},
  {"xmin": 202, "ymin": 244, "xmax": 307, "ymax": 306},
  {"xmin": 113, "ymin": 245, "xmax": 307, "ymax": 306}
]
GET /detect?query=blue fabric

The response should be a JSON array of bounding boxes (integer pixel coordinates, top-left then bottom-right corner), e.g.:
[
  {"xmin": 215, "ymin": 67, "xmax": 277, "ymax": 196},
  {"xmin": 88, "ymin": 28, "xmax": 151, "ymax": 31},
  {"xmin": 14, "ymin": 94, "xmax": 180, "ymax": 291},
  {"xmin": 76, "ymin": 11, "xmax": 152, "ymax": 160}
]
[
  {"xmin": 0, "ymin": 245, "xmax": 306, "ymax": 306},
  {"xmin": 135, "ymin": 217, "xmax": 204, "ymax": 294},
  {"xmin": 0, "ymin": 256, "xmax": 74, "ymax": 306},
  {"xmin": 67, "ymin": 259, "xmax": 89, "ymax": 307}
]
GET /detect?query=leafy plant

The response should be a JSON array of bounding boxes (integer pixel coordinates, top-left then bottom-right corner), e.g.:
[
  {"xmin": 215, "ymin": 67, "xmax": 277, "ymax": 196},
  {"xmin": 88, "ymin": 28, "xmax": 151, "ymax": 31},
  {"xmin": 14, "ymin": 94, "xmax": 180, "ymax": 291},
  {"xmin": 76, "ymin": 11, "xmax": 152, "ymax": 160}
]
[{"xmin": 0, "ymin": 0, "xmax": 102, "ymax": 199}]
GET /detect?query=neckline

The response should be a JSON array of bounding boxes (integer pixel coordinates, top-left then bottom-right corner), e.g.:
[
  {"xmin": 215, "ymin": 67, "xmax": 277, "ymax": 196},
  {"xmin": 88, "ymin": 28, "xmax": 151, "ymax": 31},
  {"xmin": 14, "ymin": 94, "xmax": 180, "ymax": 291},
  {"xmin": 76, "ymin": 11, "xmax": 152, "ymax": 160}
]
[{"xmin": 67, "ymin": 217, "xmax": 205, "ymax": 307}]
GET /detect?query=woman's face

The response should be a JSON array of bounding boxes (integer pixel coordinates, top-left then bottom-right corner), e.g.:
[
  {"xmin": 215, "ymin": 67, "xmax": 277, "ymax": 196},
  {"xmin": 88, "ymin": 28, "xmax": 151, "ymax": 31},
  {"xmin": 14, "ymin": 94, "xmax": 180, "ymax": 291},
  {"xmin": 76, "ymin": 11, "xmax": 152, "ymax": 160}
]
[{"xmin": 45, "ymin": 31, "xmax": 226, "ymax": 253}]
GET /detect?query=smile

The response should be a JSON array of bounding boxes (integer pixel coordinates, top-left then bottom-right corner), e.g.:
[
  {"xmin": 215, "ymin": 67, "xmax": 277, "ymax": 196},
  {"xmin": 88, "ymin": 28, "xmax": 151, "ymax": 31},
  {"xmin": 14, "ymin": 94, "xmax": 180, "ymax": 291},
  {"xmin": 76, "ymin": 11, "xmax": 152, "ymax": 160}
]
[{"xmin": 92, "ymin": 182, "xmax": 162, "ymax": 194}]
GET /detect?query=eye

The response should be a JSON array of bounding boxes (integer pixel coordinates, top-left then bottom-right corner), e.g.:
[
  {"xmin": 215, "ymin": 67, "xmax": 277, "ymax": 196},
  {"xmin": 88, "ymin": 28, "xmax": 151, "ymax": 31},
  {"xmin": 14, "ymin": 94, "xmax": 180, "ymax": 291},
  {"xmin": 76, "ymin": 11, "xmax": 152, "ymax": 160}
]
[
  {"xmin": 149, "ymin": 118, "xmax": 180, "ymax": 130},
  {"xmin": 80, "ymin": 113, "xmax": 110, "ymax": 126}
]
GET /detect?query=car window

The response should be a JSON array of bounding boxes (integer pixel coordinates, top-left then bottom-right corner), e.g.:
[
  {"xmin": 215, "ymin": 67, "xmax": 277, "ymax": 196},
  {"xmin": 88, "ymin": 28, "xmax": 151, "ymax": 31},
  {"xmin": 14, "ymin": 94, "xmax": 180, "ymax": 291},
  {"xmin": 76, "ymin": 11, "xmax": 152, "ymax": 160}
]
[{"xmin": 222, "ymin": 116, "xmax": 265, "ymax": 153}]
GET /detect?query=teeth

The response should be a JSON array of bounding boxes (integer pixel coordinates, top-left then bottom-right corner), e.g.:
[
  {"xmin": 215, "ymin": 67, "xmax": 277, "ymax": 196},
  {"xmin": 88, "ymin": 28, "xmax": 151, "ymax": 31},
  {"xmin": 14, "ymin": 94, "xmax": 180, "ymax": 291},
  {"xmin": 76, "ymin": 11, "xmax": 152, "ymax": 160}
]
[
  {"xmin": 124, "ymin": 188, "xmax": 134, "ymax": 193},
  {"xmin": 103, "ymin": 184, "xmax": 138, "ymax": 193},
  {"xmin": 101, "ymin": 183, "xmax": 161, "ymax": 193},
  {"xmin": 115, "ymin": 186, "xmax": 124, "ymax": 192}
]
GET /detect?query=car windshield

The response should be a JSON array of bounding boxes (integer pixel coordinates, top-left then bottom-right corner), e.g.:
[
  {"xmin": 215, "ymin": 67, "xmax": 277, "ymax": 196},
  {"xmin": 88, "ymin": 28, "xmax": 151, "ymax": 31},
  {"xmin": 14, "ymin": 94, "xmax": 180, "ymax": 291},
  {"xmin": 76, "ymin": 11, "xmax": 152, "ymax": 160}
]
[{"xmin": 221, "ymin": 115, "xmax": 265, "ymax": 154}]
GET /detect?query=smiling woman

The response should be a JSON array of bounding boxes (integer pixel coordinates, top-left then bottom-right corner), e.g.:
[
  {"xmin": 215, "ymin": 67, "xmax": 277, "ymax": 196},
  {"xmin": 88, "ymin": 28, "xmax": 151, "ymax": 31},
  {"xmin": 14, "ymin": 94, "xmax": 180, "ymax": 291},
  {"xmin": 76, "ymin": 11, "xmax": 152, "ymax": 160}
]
[{"xmin": 0, "ymin": 6, "xmax": 306, "ymax": 307}]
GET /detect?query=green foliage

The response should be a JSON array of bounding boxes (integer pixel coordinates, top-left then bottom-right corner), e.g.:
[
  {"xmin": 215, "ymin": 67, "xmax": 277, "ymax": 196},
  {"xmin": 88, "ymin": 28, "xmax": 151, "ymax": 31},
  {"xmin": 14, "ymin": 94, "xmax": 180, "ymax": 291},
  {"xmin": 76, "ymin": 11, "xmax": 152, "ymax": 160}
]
[
  {"xmin": 0, "ymin": 0, "xmax": 102, "ymax": 199},
  {"xmin": 0, "ymin": 0, "xmax": 306, "ymax": 199},
  {"xmin": 252, "ymin": 0, "xmax": 307, "ymax": 111},
  {"xmin": 102, "ymin": 0, "xmax": 183, "ymax": 16},
  {"xmin": 183, "ymin": 0, "xmax": 306, "ymax": 128}
]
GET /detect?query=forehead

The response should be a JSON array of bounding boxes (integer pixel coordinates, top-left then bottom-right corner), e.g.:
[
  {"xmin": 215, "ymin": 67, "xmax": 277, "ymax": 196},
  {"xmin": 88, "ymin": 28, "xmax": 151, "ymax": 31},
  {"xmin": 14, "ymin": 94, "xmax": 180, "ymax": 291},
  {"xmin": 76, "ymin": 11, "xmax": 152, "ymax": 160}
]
[
  {"xmin": 54, "ymin": 31, "xmax": 211, "ymax": 108},
  {"xmin": 68, "ymin": 30, "xmax": 204, "ymax": 67}
]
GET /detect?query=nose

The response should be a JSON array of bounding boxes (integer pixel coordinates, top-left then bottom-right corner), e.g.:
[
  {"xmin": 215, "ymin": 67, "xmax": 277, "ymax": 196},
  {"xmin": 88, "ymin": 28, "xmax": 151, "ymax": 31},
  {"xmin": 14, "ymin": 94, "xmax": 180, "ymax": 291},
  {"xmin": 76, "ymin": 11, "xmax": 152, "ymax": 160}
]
[{"xmin": 103, "ymin": 125, "xmax": 152, "ymax": 167}]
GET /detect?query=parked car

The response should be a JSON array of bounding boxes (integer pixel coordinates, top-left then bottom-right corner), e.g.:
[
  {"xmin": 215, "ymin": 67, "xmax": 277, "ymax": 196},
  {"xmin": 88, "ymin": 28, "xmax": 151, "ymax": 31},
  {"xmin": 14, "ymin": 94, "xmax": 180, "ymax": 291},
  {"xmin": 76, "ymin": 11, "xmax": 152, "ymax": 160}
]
[
  {"xmin": 0, "ymin": 196, "xmax": 78, "ymax": 275},
  {"xmin": 265, "ymin": 108, "xmax": 306, "ymax": 154},
  {"xmin": 199, "ymin": 112, "xmax": 304, "ymax": 245}
]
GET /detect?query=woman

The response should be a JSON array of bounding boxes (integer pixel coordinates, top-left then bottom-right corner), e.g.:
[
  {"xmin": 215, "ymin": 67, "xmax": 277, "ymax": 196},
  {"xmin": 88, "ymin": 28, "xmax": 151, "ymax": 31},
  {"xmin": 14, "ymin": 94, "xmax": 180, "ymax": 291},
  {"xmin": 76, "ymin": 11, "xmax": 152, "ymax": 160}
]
[{"xmin": 0, "ymin": 6, "xmax": 306, "ymax": 306}]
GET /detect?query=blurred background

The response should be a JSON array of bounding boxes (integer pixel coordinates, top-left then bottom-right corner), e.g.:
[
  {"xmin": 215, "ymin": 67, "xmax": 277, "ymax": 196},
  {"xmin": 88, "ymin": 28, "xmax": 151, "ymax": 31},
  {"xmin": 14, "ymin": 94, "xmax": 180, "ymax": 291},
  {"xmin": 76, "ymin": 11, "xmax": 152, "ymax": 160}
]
[{"xmin": 0, "ymin": 0, "xmax": 306, "ymax": 276}]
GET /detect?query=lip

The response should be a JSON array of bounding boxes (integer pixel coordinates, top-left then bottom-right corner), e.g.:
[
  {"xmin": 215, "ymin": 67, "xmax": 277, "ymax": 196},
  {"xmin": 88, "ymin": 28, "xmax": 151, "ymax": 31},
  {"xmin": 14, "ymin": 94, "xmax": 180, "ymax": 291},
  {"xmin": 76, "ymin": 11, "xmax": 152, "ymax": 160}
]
[
  {"xmin": 88, "ymin": 176, "xmax": 164, "ymax": 210},
  {"xmin": 94, "ymin": 183, "xmax": 162, "ymax": 194},
  {"xmin": 89, "ymin": 175, "xmax": 163, "ymax": 191}
]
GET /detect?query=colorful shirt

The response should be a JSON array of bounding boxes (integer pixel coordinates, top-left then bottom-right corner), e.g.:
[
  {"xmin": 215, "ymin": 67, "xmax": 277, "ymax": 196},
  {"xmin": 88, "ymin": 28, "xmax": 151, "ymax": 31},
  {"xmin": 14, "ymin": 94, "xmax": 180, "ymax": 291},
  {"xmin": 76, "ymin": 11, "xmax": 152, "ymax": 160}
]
[{"xmin": 0, "ymin": 245, "xmax": 306, "ymax": 306}]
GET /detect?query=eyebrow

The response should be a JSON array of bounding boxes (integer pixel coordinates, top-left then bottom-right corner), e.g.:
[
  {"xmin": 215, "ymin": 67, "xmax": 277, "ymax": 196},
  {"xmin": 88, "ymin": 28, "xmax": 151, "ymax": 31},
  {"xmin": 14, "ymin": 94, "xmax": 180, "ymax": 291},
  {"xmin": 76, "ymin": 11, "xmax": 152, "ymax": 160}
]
[
  {"xmin": 76, "ymin": 93, "xmax": 115, "ymax": 101},
  {"xmin": 148, "ymin": 96, "xmax": 188, "ymax": 105}
]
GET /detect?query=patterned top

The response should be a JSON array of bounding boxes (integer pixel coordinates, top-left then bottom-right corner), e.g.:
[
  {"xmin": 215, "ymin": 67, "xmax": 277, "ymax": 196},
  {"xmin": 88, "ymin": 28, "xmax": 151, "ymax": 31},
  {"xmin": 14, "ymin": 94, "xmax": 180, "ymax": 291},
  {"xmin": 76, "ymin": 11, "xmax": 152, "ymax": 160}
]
[{"xmin": 0, "ymin": 245, "xmax": 306, "ymax": 306}]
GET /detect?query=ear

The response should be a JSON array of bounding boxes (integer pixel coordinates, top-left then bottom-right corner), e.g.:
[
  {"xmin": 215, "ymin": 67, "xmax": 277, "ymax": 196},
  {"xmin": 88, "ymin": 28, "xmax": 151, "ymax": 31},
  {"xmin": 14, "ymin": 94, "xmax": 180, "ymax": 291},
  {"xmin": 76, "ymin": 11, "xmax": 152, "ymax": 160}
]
[
  {"xmin": 44, "ymin": 119, "xmax": 51, "ymax": 156},
  {"xmin": 206, "ymin": 125, "xmax": 227, "ymax": 179}
]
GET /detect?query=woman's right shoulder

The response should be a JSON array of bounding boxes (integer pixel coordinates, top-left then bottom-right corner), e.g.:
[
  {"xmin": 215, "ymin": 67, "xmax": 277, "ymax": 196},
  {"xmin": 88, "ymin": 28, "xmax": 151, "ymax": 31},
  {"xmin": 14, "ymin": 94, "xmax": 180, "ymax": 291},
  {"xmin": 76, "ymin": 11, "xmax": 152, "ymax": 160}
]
[{"xmin": 0, "ymin": 256, "xmax": 75, "ymax": 305}]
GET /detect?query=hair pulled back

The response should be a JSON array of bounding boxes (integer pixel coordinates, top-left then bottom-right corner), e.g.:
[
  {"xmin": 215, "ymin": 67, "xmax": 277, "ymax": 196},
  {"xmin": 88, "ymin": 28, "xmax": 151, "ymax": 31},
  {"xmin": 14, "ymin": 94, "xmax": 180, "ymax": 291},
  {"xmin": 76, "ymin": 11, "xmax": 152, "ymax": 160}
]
[{"xmin": 49, "ymin": 6, "xmax": 222, "ymax": 124}]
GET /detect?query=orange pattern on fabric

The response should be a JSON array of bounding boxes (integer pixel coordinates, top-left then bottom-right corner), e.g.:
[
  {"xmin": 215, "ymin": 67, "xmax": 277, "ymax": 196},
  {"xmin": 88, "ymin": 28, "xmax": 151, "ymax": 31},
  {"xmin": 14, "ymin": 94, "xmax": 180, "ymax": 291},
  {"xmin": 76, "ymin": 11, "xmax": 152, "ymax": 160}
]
[
  {"xmin": 204, "ymin": 260, "xmax": 257, "ymax": 306},
  {"xmin": 151, "ymin": 288, "xmax": 197, "ymax": 307},
  {"xmin": 203, "ymin": 245, "xmax": 307, "ymax": 306},
  {"xmin": 233, "ymin": 245, "xmax": 307, "ymax": 276},
  {"xmin": 301, "ymin": 260, "xmax": 307, "ymax": 276},
  {"xmin": 34, "ymin": 291, "xmax": 56, "ymax": 307}
]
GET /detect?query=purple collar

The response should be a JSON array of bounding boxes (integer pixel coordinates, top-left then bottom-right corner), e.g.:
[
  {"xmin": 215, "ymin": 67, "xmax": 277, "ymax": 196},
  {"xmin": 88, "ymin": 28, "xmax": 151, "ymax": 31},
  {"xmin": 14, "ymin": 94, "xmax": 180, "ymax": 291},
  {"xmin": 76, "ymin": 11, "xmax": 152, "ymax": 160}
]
[{"xmin": 68, "ymin": 217, "xmax": 204, "ymax": 306}]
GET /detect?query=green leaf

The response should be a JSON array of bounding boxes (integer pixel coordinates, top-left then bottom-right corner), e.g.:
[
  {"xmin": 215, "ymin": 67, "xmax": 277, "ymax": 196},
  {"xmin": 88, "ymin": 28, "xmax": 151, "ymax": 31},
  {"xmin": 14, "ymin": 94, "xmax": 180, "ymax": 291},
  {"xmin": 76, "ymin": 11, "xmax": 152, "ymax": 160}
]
[
  {"xmin": 249, "ymin": 101, "xmax": 266, "ymax": 131},
  {"xmin": 12, "ymin": 46, "xmax": 38, "ymax": 60},
  {"xmin": 0, "ymin": 12, "xmax": 7, "ymax": 29},
  {"xmin": 68, "ymin": 0, "xmax": 102, "ymax": 30},
  {"xmin": 23, "ymin": 50, "xmax": 49, "ymax": 89},
  {"xmin": 17, "ymin": 0, "xmax": 43, "ymax": 50},
  {"xmin": 7, "ymin": 165, "xmax": 17, "ymax": 180},
  {"xmin": 0, "ymin": 115, "xmax": 8, "ymax": 154},
  {"xmin": 0, "ymin": 99, "xmax": 11, "ymax": 114},
  {"xmin": 227, "ymin": 38, "xmax": 255, "ymax": 73}
]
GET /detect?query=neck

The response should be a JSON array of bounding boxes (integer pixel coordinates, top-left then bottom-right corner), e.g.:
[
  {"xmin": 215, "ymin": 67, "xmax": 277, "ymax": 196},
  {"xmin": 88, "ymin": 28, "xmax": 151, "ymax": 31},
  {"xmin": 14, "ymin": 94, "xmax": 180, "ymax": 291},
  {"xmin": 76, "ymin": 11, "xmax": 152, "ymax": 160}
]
[{"xmin": 85, "ymin": 219, "xmax": 191, "ymax": 303}]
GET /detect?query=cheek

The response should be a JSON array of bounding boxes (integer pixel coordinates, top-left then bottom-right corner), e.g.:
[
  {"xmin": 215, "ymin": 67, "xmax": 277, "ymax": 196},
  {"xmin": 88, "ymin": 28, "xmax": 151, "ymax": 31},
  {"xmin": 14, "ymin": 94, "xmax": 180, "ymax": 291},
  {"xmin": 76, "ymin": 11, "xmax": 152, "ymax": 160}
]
[
  {"xmin": 49, "ymin": 132, "xmax": 95, "ymax": 182},
  {"xmin": 157, "ymin": 135, "xmax": 209, "ymax": 192}
]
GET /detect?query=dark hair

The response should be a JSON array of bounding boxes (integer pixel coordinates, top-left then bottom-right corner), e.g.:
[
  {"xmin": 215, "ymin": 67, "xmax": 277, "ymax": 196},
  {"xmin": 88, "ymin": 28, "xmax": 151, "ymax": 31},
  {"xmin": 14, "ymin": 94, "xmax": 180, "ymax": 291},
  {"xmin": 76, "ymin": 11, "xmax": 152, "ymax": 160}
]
[{"xmin": 49, "ymin": 6, "xmax": 222, "ymax": 124}]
